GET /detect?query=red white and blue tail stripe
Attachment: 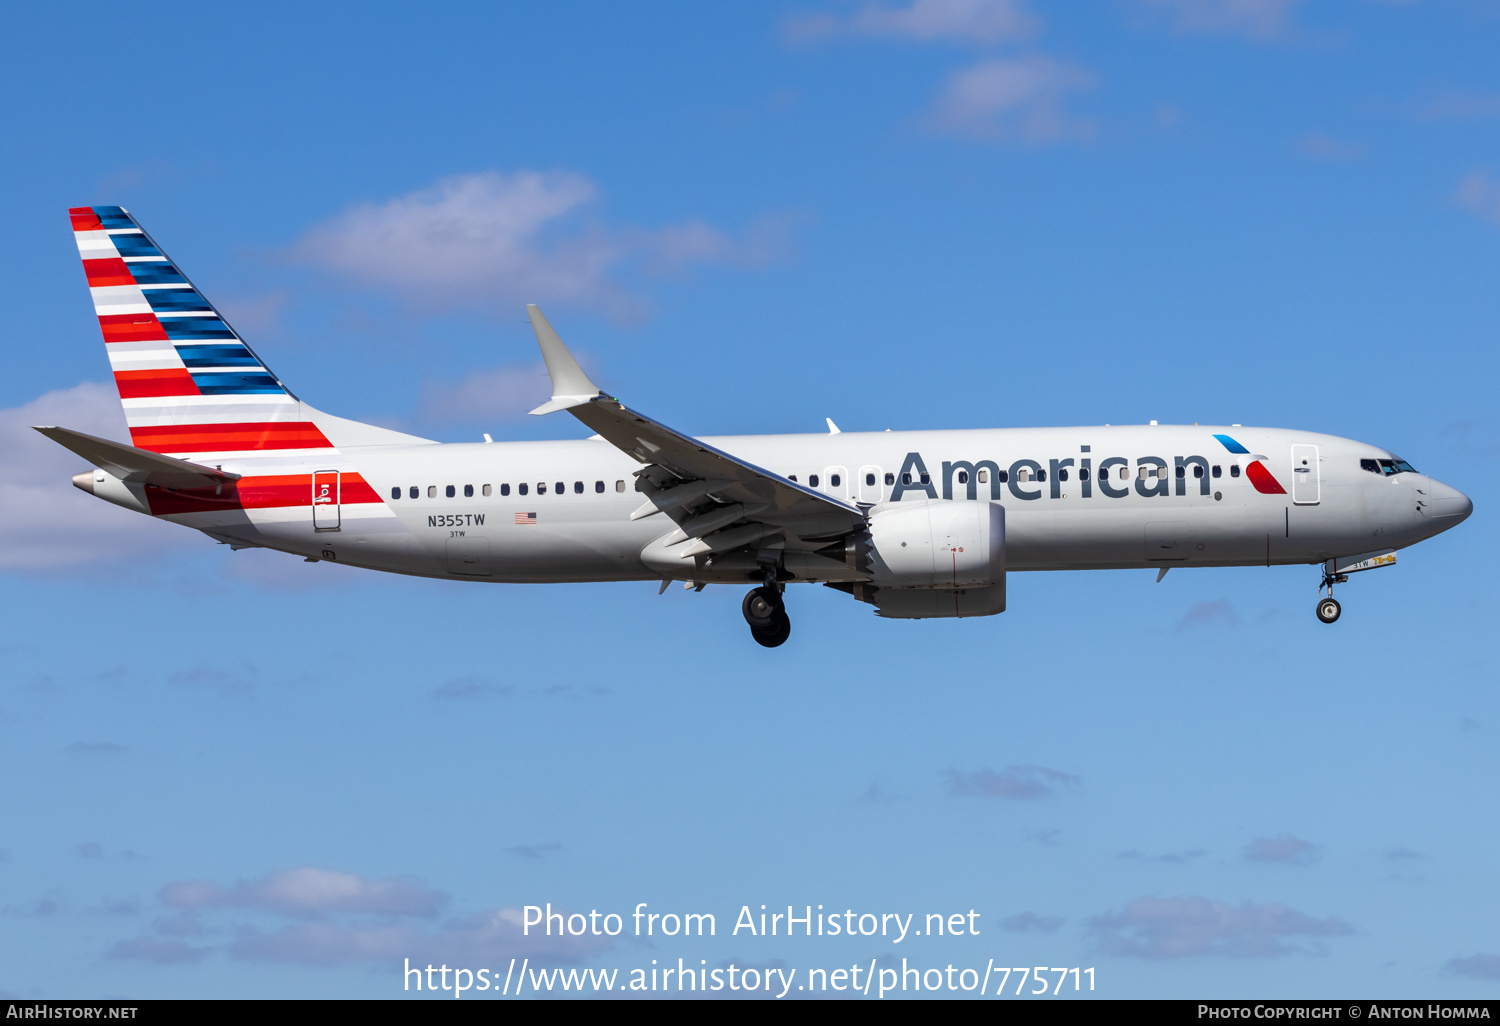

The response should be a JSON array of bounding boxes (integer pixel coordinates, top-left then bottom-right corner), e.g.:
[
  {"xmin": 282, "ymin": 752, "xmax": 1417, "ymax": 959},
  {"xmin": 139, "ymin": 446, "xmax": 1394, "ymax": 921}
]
[{"xmin": 69, "ymin": 204, "xmax": 338, "ymax": 462}]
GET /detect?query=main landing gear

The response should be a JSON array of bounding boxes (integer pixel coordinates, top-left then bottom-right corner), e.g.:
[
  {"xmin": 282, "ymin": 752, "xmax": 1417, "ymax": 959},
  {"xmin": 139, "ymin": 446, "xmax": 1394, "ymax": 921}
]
[
  {"xmin": 1316, "ymin": 567, "xmax": 1348, "ymax": 624},
  {"xmin": 743, "ymin": 585, "xmax": 791, "ymax": 648}
]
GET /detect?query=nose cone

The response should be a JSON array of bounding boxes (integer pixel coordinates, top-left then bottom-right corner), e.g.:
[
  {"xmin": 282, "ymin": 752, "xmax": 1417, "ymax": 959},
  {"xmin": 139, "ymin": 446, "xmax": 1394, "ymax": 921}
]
[{"xmin": 1427, "ymin": 480, "xmax": 1473, "ymax": 526}]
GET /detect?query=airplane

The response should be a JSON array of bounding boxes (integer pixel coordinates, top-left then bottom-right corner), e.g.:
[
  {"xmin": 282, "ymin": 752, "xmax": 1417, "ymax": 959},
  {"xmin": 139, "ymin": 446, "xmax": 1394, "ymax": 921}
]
[{"xmin": 40, "ymin": 205, "xmax": 1473, "ymax": 647}]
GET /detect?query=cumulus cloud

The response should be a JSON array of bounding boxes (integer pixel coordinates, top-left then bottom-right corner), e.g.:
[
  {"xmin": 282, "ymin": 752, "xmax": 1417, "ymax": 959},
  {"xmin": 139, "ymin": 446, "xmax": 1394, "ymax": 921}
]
[
  {"xmin": 416, "ymin": 365, "xmax": 552, "ymax": 426},
  {"xmin": 784, "ymin": 0, "xmax": 1038, "ymax": 45},
  {"xmin": 1445, "ymin": 953, "xmax": 1500, "ymax": 981},
  {"xmin": 1088, "ymin": 896, "xmax": 1351, "ymax": 958},
  {"xmin": 1001, "ymin": 911, "xmax": 1064, "ymax": 933},
  {"xmin": 945, "ymin": 764, "xmax": 1080, "ymax": 800},
  {"xmin": 1244, "ymin": 834, "xmax": 1318, "ymax": 865},
  {"xmin": 290, "ymin": 172, "xmax": 789, "ymax": 317},
  {"xmin": 1178, "ymin": 599, "xmax": 1239, "ymax": 629},
  {"xmin": 161, "ymin": 867, "xmax": 447, "ymax": 918},
  {"xmin": 1136, "ymin": 0, "xmax": 1299, "ymax": 41},
  {"xmin": 928, "ymin": 56, "xmax": 1093, "ymax": 142},
  {"xmin": 0, "ymin": 382, "xmax": 187, "ymax": 572},
  {"xmin": 1457, "ymin": 172, "xmax": 1500, "ymax": 227},
  {"xmin": 1296, "ymin": 133, "xmax": 1365, "ymax": 162}
]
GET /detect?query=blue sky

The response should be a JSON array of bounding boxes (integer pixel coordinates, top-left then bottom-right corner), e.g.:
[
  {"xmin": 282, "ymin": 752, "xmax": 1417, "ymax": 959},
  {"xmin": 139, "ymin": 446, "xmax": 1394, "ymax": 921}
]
[{"xmin": 1, "ymin": 0, "xmax": 1498, "ymax": 1000}]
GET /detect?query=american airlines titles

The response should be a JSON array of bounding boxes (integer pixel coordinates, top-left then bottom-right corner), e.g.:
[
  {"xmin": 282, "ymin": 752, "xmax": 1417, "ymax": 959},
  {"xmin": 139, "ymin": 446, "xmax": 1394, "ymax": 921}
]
[{"xmin": 888, "ymin": 451, "xmax": 1220, "ymax": 503}]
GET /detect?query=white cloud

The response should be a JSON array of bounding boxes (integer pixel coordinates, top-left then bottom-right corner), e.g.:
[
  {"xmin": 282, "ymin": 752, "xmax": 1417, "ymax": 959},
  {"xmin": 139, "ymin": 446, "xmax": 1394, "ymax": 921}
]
[
  {"xmin": 1295, "ymin": 133, "xmax": 1366, "ymax": 162},
  {"xmin": 945, "ymin": 764, "xmax": 1080, "ymax": 799},
  {"xmin": 1457, "ymin": 172, "xmax": 1500, "ymax": 226},
  {"xmin": 1137, "ymin": 0, "xmax": 1299, "ymax": 41},
  {"xmin": 1001, "ymin": 911, "xmax": 1064, "ymax": 933},
  {"xmin": 1088, "ymin": 896, "xmax": 1351, "ymax": 958},
  {"xmin": 416, "ymin": 364, "xmax": 552, "ymax": 426},
  {"xmin": 1411, "ymin": 92, "xmax": 1500, "ymax": 122},
  {"xmin": 290, "ymin": 172, "xmax": 787, "ymax": 317},
  {"xmin": 1178, "ymin": 599, "xmax": 1239, "ymax": 629},
  {"xmin": 784, "ymin": 0, "xmax": 1038, "ymax": 45},
  {"xmin": 929, "ymin": 56, "xmax": 1093, "ymax": 142},
  {"xmin": 0, "ymin": 382, "xmax": 188, "ymax": 571},
  {"xmin": 161, "ymin": 867, "xmax": 447, "ymax": 918},
  {"xmin": 1445, "ymin": 953, "xmax": 1500, "ymax": 981},
  {"xmin": 1244, "ymin": 834, "xmax": 1318, "ymax": 865}
]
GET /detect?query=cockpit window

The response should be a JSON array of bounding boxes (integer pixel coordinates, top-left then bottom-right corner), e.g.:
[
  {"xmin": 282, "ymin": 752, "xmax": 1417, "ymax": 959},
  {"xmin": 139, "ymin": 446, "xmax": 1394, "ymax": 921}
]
[{"xmin": 1365, "ymin": 457, "xmax": 1418, "ymax": 476}]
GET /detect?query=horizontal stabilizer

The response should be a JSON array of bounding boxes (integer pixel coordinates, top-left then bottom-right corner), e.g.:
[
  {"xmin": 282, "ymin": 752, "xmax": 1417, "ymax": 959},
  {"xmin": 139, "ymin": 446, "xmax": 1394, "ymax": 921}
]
[{"xmin": 34, "ymin": 425, "xmax": 239, "ymax": 487}]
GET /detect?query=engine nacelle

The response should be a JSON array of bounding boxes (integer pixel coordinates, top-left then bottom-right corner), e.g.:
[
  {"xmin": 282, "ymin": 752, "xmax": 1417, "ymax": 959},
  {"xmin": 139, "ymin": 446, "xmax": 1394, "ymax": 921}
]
[
  {"xmin": 861, "ymin": 500, "xmax": 1005, "ymax": 619},
  {"xmin": 866, "ymin": 499, "xmax": 1004, "ymax": 588}
]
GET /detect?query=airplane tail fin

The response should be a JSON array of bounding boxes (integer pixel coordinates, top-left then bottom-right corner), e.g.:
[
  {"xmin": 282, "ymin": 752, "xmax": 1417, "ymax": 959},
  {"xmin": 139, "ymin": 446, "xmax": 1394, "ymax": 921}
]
[{"xmin": 68, "ymin": 205, "xmax": 429, "ymax": 461}]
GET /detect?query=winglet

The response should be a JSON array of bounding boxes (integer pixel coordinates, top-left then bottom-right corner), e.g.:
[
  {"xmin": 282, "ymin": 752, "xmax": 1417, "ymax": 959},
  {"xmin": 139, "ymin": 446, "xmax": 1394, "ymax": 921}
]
[{"xmin": 527, "ymin": 305, "xmax": 606, "ymax": 415}]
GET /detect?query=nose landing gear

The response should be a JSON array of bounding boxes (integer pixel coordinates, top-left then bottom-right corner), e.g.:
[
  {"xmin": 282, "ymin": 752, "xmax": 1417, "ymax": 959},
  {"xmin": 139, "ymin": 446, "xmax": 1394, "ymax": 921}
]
[
  {"xmin": 743, "ymin": 585, "xmax": 791, "ymax": 648},
  {"xmin": 1316, "ymin": 568, "xmax": 1347, "ymax": 624}
]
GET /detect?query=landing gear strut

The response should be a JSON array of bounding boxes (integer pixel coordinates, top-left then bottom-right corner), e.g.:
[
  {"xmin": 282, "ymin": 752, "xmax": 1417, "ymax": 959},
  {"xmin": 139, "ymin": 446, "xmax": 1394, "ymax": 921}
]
[
  {"xmin": 1316, "ymin": 568, "xmax": 1347, "ymax": 624},
  {"xmin": 743, "ymin": 585, "xmax": 791, "ymax": 648}
]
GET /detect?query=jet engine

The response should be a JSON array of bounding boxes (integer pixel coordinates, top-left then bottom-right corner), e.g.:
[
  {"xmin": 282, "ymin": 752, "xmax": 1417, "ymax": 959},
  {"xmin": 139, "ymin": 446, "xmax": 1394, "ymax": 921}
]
[{"xmin": 856, "ymin": 500, "xmax": 1005, "ymax": 618}]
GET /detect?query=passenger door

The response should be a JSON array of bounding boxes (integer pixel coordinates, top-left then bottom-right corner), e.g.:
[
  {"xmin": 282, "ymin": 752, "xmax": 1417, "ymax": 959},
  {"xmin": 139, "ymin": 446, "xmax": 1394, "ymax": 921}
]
[
  {"xmin": 312, "ymin": 470, "xmax": 340, "ymax": 531},
  {"xmin": 1291, "ymin": 444, "xmax": 1320, "ymax": 505},
  {"xmin": 824, "ymin": 466, "xmax": 850, "ymax": 501},
  {"xmin": 858, "ymin": 465, "xmax": 883, "ymax": 504}
]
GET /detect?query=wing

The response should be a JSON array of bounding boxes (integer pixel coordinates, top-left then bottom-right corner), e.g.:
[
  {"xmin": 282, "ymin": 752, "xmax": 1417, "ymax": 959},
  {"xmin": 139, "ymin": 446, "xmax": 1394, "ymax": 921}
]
[{"xmin": 526, "ymin": 306, "xmax": 866, "ymax": 567}]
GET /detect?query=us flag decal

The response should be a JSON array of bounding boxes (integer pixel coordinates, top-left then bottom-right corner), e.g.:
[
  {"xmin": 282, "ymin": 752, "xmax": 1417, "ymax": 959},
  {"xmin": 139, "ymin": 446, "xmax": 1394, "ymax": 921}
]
[{"xmin": 515, "ymin": 512, "xmax": 537, "ymax": 524}]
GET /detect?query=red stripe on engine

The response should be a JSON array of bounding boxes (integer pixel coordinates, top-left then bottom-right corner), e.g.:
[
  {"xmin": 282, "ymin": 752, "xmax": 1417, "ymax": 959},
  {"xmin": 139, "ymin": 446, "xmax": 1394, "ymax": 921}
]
[
  {"xmin": 130, "ymin": 421, "xmax": 335, "ymax": 454},
  {"xmin": 114, "ymin": 369, "xmax": 201, "ymax": 399},
  {"xmin": 1245, "ymin": 460, "xmax": 1288, "ymax": 495},
  {"xmin": 145, "ymin": 473, "xmax": 380, "ymax": 516},
  {"xmin": 98, "ymin": 313, "xmax": 168, "ymax": 343},
  {"xmin": 69, "ymin": 207, "xmax": 102, "ymax": 232},
  {"xmin": 84, "ymin": 257, "xmax": 135, "ymax": 288}
]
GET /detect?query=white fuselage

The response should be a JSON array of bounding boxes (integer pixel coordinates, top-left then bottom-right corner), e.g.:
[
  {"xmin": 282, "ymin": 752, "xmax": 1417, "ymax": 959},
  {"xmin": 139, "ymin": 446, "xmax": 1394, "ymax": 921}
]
[{"xmin": 155, "ymin": 424, "xmax": 1470, "ymax": 584}]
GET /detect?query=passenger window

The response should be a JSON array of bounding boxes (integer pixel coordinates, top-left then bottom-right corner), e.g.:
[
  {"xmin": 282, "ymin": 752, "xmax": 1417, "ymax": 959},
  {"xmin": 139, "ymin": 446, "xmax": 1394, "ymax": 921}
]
[
  {"xmin": 957, "ymin": 470, "xmax": 969, "ymax": 485},
  {"xmin": 428, "ymin": 486, "xmax": 437, "ymax": 498},
  {"xmin": 1119, "ymin": 467, "xmax": 1129, "ymax": 480},
  {"xmin": 920, "ymin": 473, "xmax": 931, "ymax": 485},
  {"xmin": 538, "ymin": 483, "xmax": 547, "ymax": 495},
  {"xmin": 616, "ymin": 480, "xmax": 626, "ymax": 492},
  {"xmin": 998, "ymin": 470, "xmax": 1008, "ymax": 483},
  {"xmin": 390, "ymin": 486, "xmax": 400, "ymax": 500},
  {"xmin": 1230, "ymin": 465, "xmax": 1241, "ymax": 478},
  {"xmin": 901, "ymin": 473, "xmax": 911, "ymax": 485},
  {"xmin": 409, "ymin": 486, "xmax": 419, "ymax": 499},
  {"xmin": 482, "ymin": 484, "xmax": 492, "ymax": 497},
  {"xmin": 865, "ymin": 472, "xmax": 876, "ymax": 486},
  {"xmin": 571, "ymin": 481, "xmax": 581, "ymax": 494},
  {"xmin": 1080, "ymin": 468, "xmax": 1089, "ymax": 481},
  {"xmin": 788, "ymin": 474, "xmax": 798, "ymax": 482},
  {"xmin": 1037, "ymin": 469, "xmax": 1046, "ymax": 482},
  {"xmin": 518, "ymin": 483, "xmax": 527, "ymax": 495},
  {"xmin": 810, "ymin": 474, "xmax": 820, "ymax": 487},
  {"xmin": 1017, "ymin": 468, "xmax": 1030, "ymax": 482},
  {"xmin": 1059, "ymin": 469, "xmax": 1069, "ymax": 482},
  {"xmin": 977, "ymin": 469, "xmax": 988, "ymax": 483},
  {"xmin": 1175, "ymin": 466, "xmax": 1185, "ymax": 479},
  {"xmin": 464, "ymin": 484, "xmax": 474, "ymax": 497},
  {"xmin": 1193, "ymin": 465, "xmax": 1204, "ymax": 478},
  {"xmin": 446, "ymin": 485, "xmax": 456, "ymax": 498},
  {"xmin": 1212, "ymin": 465, "xmax": 1221, "ymax": 478},
  {"xmin": 594, "ymin": 480, "xmax": 604, "ymax": 493},
  {"xmin": 500, "ymin": 484, "xmax": 510, "ymax": 496},
  {"xmin": 885, "ymin": 472, "xmax": 895, "ymax": 485},
  {"xmin": 831, "ymin": 474, "xmax": 841, "ymax": 487},
  {"xmin": 555, "ymin": 481, "xmax": 564, "ymax": 494}
]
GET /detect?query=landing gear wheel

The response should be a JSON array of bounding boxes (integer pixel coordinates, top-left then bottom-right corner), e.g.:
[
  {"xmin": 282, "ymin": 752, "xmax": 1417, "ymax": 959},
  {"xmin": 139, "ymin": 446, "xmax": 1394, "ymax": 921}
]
[
  {"xmin": 742, "ymin": 586, "xmax": 783, "ymax": 629},
  {"xmin": 1316, "ymin": 597, "xmax": 1341, "ymax": 624},
  {"xmin": 751, "ymin": 610, "xmax": 791, "ymax": 648}
]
